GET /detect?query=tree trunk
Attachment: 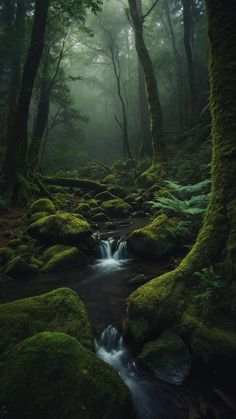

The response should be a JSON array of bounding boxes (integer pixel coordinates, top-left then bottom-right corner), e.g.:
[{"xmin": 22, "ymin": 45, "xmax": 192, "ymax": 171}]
[
  {"xmin": 164, "ymin": 0, "xmax": 184, "ymax": 130},
  {"xmin": 125, "ymin": 0, "xmax": 236, "ymax": 342},
  {"xmin": 183, "ymin": 0, "xmax": 198, "ymax": 126},
  {"xmin": 28, "ymin": 52, "xmax": 50, "ymax": 172},
  {"xmin": 136, "ymin": 0, "xmax": 152, "ymax": 157},
  {"xmin": 128, "ymin": 0, "xmax": 166, "ymax": 165},
  {"xmin": 6, "ymin": 0, "xmax": 26, "ymax": 147},
  {"xmin": 2, "ymin": 0, "xmax": 50, "ymax": 200}
]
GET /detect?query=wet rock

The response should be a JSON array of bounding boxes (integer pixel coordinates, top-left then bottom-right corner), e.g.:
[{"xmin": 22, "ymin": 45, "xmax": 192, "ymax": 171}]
[
  {"xmin": 42, "ymin": 245, "xmax": 86, "ymax": 273},
  {"xmin": 29, "ymin": 198, "xmax": 56, "ymax": 214},
  {"xmin": 101, "ymin": 198, "xmax": 132, "ymax": 218},
  {"xmin": 92, "ymin": 212, "xmax": 108, "ymax": 222},
  {"xmin": 4, "ymin": 256, "xmax": 38, "ymax": 279},
  {"xmin": 128, "ymin": 214, "xmax": 177, "ymax": 258},
  {"xmin": 0, "ymin": 247, "xmax": 15, "ymax": 266},
  {"xmin": 139, "ymin": 332, "xmax": 192, "ymax": 385},
  {"xmin": 95, "ymin": 191, "xmax": 117, "ymax": 201},
  {"xmin": 0, "ymin": 288, "xmax": 93, "ymax": 354},
  {"xmin": 27, "ymin": 213, "xmax": 94, "ymax": 251}
]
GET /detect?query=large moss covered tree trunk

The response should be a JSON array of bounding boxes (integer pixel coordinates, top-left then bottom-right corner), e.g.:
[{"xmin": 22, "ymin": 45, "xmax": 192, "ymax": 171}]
[{"xmin": 125, "ymin": 0, "xmax": 236, "ymax": 344}]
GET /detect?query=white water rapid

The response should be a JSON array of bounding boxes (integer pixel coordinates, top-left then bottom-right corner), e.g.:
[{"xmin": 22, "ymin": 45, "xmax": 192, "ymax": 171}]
[{"xmin": 95, "ymin": 238, "xmax": 129, "ymax": 270}]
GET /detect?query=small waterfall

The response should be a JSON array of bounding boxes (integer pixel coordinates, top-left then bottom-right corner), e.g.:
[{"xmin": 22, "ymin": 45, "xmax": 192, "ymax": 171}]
[
  {"xmin": 95, "ymin": 238, "xmax": 129, "ymax": 271},
  {"xmin": 95, "ymin": 325, "xmax": 176, "ymax": 419}
]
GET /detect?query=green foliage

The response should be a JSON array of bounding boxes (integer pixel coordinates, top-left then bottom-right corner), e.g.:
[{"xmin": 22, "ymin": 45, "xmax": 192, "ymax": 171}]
[
  {"xmin": 148, "ymin": 179, "xmax": 210, "ymax": 217},
  {"xmin": 194, "ymin": 266, "xmax": 225, "ymax": 302}
]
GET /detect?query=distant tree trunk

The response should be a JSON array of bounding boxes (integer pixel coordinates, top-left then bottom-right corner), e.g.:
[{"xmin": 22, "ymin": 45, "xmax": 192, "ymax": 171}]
[
  {"xmin": 128, "ymin": 0, "xmax": 166, "ymax": 165},
  {"xmin": 109, "ymin": 40, "xmax": 132, "ymax": 159},
  {"xmin": 183, "ymin": 0, "xmax": 198, "ymax": 126},
  {"xmin": 2, "ymin": 0, "xmax": 50, "ymax": 201},
  {"xmin": 136, "ymin": 0, "xmax": 152, "ymax": 158},
  {"xmin": 6, "ymin": 0, "xmax": 26, "ymax": 147},
  {"xmin": 28, "ymin": 52, "xmax": 50, "ymax": 172},
  {"xmin": 164, "ymin": 0, "xmax": 184, "ymax": 130}
]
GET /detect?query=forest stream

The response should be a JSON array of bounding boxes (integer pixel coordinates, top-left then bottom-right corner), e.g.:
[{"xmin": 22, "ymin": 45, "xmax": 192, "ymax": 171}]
[{"xmin": 1, "ymin": 219, "xmax": 234, "ymax": 419}]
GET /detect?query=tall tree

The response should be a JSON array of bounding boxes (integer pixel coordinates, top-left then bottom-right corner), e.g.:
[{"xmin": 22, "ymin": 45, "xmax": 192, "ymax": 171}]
[
  {"xmin": 183, "ymin": 0, "xmax": 198, "ymax": 126},
  {"xmin": 128, "ymin": 0, "xmax": 166, "ymax": 165},
  {"xmin": 136, "ymin": 0, "xmax": 152, "ymax": 158},
  {"xmin": 126, "ymin": 0, "xmax": 236, "ymax": 340},
  {"xmin": 2, "ymin": 0, "xmax": 50, "ymax": 200}
]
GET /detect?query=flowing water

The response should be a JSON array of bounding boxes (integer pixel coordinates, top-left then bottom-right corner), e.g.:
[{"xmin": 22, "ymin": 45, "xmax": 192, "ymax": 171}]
[
  {"xmin": 94, "ymin": 238, "xmax": 129, "ymax": 271},
  {"xmin": 95, "ymin": 325, "xmax": 185, "ymax": 419}
]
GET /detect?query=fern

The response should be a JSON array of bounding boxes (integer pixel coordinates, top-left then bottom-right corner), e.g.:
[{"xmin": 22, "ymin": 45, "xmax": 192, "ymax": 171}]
[
  {"xmin": 165, "ymin": 179, "xmax": 210, "ymax": 195},
  {"xmin": 147, "ymin": 179, "xmax": 210, "ymax": 217},
  {"xmin": 194, "ymin": 266, "xmax": 224, "ymax": 301}
]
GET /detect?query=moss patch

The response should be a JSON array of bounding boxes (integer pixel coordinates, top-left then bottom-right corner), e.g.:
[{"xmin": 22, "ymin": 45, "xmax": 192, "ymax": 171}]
[
  {"xmin": 0, "ymin": 332, "xmax": 132, "ymax": 419},
  {"xmin": 29, "ymin": 198, "xmax": 56, "ymax": 214},
  {"xmin": 101, "ymin": 198, "xmax": 132, "ymax": 218},
  {"xmin": 42, "ymin": 246, "xmax": 86, "ymax": 273},
  {"xmin": 27, "ymin": 213, "xmax": 94, "ymax": 249},
  {"xmin": 0, "ymin": 288, "xmax": 93, "ymax": 354},
  {"xmin": 128, "ymin": 214, "xmax": 177, "ymax": 258}
]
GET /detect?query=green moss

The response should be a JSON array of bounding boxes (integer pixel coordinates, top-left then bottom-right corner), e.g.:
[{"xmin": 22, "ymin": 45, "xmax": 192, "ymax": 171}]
[
  {"xmin": 128, "ymin": 214, "xmax": 177, "ymax": 258},
  {"xmin": 0, "ymin": 288, "xmax": 93, "ymax": 354},
  {"xmin": 42, "ymin": 246, "xmax": 86, "ymax": 273},
  {"xmin": 101, "ymin": 198, "xmax": 132, "ymax": 218},
  {"xmin": 138, "ymin": 164, "xmax": 164, "ymax": 188},
  {"xmin": 0, "ymin": 332, "xmax": 132, "ymax": 419},
  {"xmin": 4, "ymin": 256, "xmax": 38, "ymax": 279},
  {"xmin": 27, "ymin": 213, "xmax": 94, "ymax": 249},
  {"xmin": 30, "ymin": 211, "xmax": 50, "ymax": 223},
  {"xmin": 0, "ymin": 247, "xmax": 15, "ymax": 266},
  {"xmin": 29, "ymin": 198, "xmax": 56, "ymax": 214},
  {"xmin": 75, "ymin": 202, "xmax": 91, "ymax": 216}
]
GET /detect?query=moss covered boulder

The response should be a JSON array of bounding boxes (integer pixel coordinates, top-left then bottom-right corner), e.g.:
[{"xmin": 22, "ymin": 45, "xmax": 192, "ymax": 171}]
[
  {"xmin": 42, "ymin": 245, "xmax": 87, "ymax": 273},
  {"xmin": 29, "ymin": 211, "xmax": 50, "ymax": 223},
  {"xmin": 4, "ymin": 256, "xmax": 38, "ymax": 278},
  {"xmin": 28, "ymin": 213, "xmax": 94, "ymax": 250},
  {"xmin": 101, "ymin": 198, "xmax": 132, "ymax": 218},
  {"xmin": 0, "ymin": 288, "xmax": 93, "ymax": 354},
  {"xmin": 29, "ymin": 198, "xmax": 56, "ymax": 214},
  {"xmin": 0, "ymin": 332, "xmax": 132, "ymax": 419},
  {"xmin": 95, "ymin": 191, "xmax": 117, "ymax": 201},
  {"xmin": 139, "ymin": 332, "xmax": 192, "ymax": 385},
  {"xmin": 0, "ymin": 247, "xmax": 15, "ymax": 266},
  {"xmin": 128, "ymin": 214, "xmax": 177, "ymax": 258}
]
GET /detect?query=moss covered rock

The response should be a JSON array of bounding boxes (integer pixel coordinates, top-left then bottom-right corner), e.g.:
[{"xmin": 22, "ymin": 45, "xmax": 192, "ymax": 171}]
[
  {"xmin": 128, "ymin": 214, "xmax": 177, "ymax": 258},
  {"xmin": 42, "ymin": 246, "xmax": 86, "ymax": 273},
  {"xmin": 0, "ymin": 288, "xmax": 93, "ymax": 354},
  {"xmin": 101, "ymin": 198, "xmax": 132, "ymax": 218},
  {"xmin": 92, "ymin": 212, "xmax": 108, "ymax": 222},
  {"xmin": 0, "ymin": 247, "xmax": 15, "ymax": 266},
  {"xmin": 28, "ymin": 213, "xmax": 94, "ymax": 250},
  {"xmin": 95, "ymin": 191, "xmax": 117, "ymax": 201},
  {"xmin": 0, "ymin": 332, "xmax": 132, "ymax": 419},
  {"xmin": 30, "ymin": 211, "xmax": 50, "ymax": 223},
  {"xmin": 139, "ymin": 332, "xmax": 192, "ymax": 385},
  {"xmin": 4, "ymin": 256, "xmax": 38, "ymax": 279},
  {"xmin": 29, "ymin": 198, "xmax": 56, "ymax": 214}
]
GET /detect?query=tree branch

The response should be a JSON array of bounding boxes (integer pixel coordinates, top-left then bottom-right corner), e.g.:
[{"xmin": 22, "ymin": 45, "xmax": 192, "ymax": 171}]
[{"xmin": 143, "ymin": 0, "xmax": 160, "ymax": 21}]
